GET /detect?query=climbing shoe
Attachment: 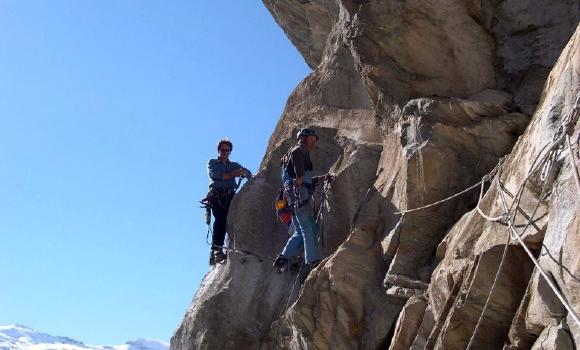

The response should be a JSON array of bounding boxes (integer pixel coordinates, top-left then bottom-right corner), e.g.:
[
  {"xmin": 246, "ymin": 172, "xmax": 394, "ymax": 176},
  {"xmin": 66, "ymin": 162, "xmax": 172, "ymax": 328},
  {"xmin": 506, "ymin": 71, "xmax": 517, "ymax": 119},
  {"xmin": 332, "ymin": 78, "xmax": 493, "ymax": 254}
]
[
  {"xmin": 209, "ymin": 251, "xmax": 216, "ymax": 266},
  {"xmin": 213, "ymin": 250, "xmax": 227, "ymax": 264},
  {"xmin": 273, "ymin": 255, "xmax": 289, "ymax": 272}
]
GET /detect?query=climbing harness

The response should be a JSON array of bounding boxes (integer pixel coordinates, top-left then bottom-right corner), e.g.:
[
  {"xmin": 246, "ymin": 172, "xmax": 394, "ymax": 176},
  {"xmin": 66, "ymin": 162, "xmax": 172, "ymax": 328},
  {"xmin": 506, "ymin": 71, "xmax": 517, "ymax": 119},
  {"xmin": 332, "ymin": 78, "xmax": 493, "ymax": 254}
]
[
  {"xmin": 199, "ymin": 189, "xmax": 234, "ymax": 246},
  {"xmin": 273, "ymin": 175, "xmax": 333, "ymax": 225},
  {"xmin": 199, "ymin": 175, "xmax": 250, "ymax": 256},
  {"xmin": 294, "ymin": 185, "xmax": 302, "ymax": 212}
]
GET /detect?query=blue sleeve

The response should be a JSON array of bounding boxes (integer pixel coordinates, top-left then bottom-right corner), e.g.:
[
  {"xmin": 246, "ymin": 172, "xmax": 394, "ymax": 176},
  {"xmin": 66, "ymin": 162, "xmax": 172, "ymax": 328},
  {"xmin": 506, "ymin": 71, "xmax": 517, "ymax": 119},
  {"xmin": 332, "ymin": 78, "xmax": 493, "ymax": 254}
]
[
  {"xmin": 207, "ymin": 159, "xmax": 222, "ymax": 181},
  {"xmin": 231, "ymin": 162, "xmax": 252, "ymax": 176}
]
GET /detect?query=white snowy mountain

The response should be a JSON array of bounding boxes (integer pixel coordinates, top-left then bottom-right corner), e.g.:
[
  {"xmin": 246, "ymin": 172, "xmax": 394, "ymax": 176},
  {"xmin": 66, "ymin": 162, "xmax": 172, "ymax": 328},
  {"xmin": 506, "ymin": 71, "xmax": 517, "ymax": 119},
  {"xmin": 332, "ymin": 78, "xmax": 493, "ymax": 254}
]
[{"xmin": 0, "ymin": 325, "xmax": 168, "ymax": 350}]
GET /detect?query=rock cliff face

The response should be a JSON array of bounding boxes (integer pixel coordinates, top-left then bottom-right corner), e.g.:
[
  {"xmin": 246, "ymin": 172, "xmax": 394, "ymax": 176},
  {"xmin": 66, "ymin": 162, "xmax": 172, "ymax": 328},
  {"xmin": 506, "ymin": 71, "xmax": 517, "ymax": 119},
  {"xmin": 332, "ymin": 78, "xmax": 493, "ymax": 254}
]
[{"xmin": 171, "ymin": 1, "xmax": 579, "ymax": 349}]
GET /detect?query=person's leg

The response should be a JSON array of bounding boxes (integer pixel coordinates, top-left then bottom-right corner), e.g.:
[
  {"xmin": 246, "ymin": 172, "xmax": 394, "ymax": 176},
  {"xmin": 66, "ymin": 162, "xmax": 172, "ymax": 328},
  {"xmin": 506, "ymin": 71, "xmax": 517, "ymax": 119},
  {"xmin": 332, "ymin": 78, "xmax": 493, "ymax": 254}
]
[
  {"xmin": 211, "ymin": 202, "xmax": 228, "ymax": 249},
  {"xmin": 280, "ymin": 183, "xmax": 304, "ymax": 258},
  {"xmin": 211, "ymin": 198, "xmax": 229, "ymax": 264},
  {"xmin": 281, "ymin": 215, "xmax": 304, "ymax": 258},
  {"xmin": 295, "ymin": 201, "xmax": 320, "ymax": 264}
]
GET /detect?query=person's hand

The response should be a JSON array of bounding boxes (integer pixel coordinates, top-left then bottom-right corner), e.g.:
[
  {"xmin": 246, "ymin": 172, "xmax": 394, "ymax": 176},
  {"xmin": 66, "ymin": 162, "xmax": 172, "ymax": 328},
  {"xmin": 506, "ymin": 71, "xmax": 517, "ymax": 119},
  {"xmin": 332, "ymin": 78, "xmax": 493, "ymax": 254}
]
[
  {"xmin": 294, "ymin": 177, "xmax": 303, "ymax": 188},
  {"xmin": 233, "ymin": 168, "xmax": 243, "ymax": 177}
]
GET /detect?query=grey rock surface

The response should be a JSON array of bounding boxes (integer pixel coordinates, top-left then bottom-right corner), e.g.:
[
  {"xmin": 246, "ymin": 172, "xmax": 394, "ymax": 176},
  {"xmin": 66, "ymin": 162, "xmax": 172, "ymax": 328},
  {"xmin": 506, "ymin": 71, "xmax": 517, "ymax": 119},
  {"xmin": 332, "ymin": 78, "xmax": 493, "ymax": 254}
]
[{"xmin": 171, "ymin": 2, "xmax": 580, "ymax": 349}]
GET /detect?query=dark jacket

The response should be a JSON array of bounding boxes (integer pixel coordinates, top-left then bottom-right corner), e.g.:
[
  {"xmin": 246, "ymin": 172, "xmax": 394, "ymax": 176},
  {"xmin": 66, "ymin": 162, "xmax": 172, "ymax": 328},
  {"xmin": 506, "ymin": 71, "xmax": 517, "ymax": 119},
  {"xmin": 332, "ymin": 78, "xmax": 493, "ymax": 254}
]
[{"xmin": 283, "ymin": 143, "xmax": 313, "ymax": 178}]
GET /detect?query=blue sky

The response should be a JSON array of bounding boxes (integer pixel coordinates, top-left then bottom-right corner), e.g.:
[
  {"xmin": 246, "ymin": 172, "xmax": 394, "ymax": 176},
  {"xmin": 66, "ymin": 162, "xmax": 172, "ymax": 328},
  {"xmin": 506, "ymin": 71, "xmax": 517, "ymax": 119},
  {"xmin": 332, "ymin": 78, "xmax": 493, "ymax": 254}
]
[{"xmin": 0, "ymin": 1, "xmax": 309, "ymax": 345}]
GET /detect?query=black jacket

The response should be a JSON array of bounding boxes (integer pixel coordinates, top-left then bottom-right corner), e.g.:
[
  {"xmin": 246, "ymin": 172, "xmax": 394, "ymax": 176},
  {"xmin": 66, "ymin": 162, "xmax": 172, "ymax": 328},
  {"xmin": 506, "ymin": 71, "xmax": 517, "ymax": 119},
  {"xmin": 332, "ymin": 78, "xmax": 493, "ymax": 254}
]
[{"xmin": 283, "ymin": 143, "xmax": 313, "ymax": 178}]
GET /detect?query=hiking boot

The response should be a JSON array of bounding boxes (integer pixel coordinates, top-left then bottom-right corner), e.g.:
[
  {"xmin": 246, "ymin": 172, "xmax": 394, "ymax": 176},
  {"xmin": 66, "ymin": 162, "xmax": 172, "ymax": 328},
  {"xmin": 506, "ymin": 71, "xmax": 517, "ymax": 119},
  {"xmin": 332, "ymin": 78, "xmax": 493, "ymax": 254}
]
[
  {"xmin": 309, "ymin": 259, "xmax": 321, "ymax": 269},
  {"xmin": 289, "ymin": 261, "xmax": 301, "ymax": 272},
  {"xmin": 213, "ymin": 250, "xmax": 227, "ymax": 264},
  {"xmin": 273, "ymin": 255, "xmax": 289, "ymax": 271}
]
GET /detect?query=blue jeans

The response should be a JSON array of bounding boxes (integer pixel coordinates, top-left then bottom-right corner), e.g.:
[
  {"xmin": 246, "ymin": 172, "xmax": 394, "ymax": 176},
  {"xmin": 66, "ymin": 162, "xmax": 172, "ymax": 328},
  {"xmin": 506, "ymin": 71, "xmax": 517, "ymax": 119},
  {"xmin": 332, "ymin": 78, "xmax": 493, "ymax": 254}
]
[{"xmin": 280, "ymin": 169, "xmax": 321, "ymax": 263}]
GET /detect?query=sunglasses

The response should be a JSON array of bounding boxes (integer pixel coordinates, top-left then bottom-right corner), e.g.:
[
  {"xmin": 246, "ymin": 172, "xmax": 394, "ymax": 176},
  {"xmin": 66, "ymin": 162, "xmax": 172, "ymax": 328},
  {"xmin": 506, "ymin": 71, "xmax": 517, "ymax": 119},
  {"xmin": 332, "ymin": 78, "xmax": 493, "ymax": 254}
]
[{"xmin": 219, "ymin": 149, "xmax": 231, "ymax": 152}]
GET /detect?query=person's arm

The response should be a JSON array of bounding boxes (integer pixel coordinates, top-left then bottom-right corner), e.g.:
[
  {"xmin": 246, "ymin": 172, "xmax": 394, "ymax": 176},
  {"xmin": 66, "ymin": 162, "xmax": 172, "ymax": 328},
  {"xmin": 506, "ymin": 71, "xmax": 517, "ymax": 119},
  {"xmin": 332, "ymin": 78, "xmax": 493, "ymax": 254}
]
[
  {"xmin": 240, "ymin": 167, "xmax": 252, "ymax": 178},
  {"xmin": 221, "ymin": 169, "xmax": 242, "ymax": 180},
  {"xmin": 223, "ymin": 162, "xmax": 245, "ymax": 180},
  {"xmin": 208, "ymin": 160, "xmax": 242, "ymax": 180},
  {"xmin": 231, "ymin": 162, "xmax": 252, "ymax": 178}
]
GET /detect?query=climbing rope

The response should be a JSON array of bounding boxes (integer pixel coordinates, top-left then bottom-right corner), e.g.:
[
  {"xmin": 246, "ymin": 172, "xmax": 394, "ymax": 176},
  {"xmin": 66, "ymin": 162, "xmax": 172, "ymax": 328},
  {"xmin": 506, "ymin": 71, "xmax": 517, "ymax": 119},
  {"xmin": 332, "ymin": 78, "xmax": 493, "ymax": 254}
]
[
  {"xmin": 466, "ymin": 96, "xmax": 580, "ymax": 346},
  {"xmin": 272, "ymin": 262, "xmax": 306, "ymax": 349},
  {"xmin": 350, "ymin": 160, "xmax": 503, "ymax": 220},
  {"xmin": 475, "ymin": 166, "xmax": 506, "ymax": 222},
  {"xmin": 387, "ymin": 160, "xmax": 503, "ymax": 216},
  {"xmin": 467, "ymin": 133, "xmax": 562, "ymax": 347},
  {"xmin": 465, "ymin": 165, "xmax": 514, "ymax": 350},
  {"xmin": 209, "ymin": 243, "xmax": 276, "ymax": 262},
  {"xmin": 257, "ymin": 263, "xmax": 300, "ymax": 350},
  {"xmin": 314, "ymin": 180, "xmax": 332, "ymax": 255},
  {"xmin": 393, "ymin": 181, "xmax": 484, "ymax": 215},
  {"xmin": 566, "ymin": 134, "xmax": 580, "ymax": 197},
  {"xmin": 497, "ymin": 179, "xmax": 580, "ymax": 327},
  {"xmin": 206, "ymin": 224, "xmax": 213, "ymax": 246},
  {"xmin": 465, "ymin": 216, "xmax": 511, "ymax": 350},
  {"xmin": 390, "ymin": 96, "xmax": 580, "ymax": 220}
]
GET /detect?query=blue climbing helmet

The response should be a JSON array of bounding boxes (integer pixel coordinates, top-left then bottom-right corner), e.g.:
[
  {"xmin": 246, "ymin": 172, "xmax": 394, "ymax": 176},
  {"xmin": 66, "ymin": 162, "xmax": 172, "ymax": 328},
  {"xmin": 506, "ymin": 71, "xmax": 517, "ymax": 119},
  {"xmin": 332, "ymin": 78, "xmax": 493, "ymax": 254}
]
[{"xmin": 296, "ymin": 127, "xmax": 318, "ymax": 140}]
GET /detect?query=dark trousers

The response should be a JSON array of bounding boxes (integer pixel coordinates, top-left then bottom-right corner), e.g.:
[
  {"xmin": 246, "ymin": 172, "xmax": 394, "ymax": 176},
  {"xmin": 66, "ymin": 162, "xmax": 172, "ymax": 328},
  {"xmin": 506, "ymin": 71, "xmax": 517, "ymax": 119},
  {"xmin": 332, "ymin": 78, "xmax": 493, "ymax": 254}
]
[{"xmin": 211, "ymin": 194, "xmax": 232, "ymax": 249}]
